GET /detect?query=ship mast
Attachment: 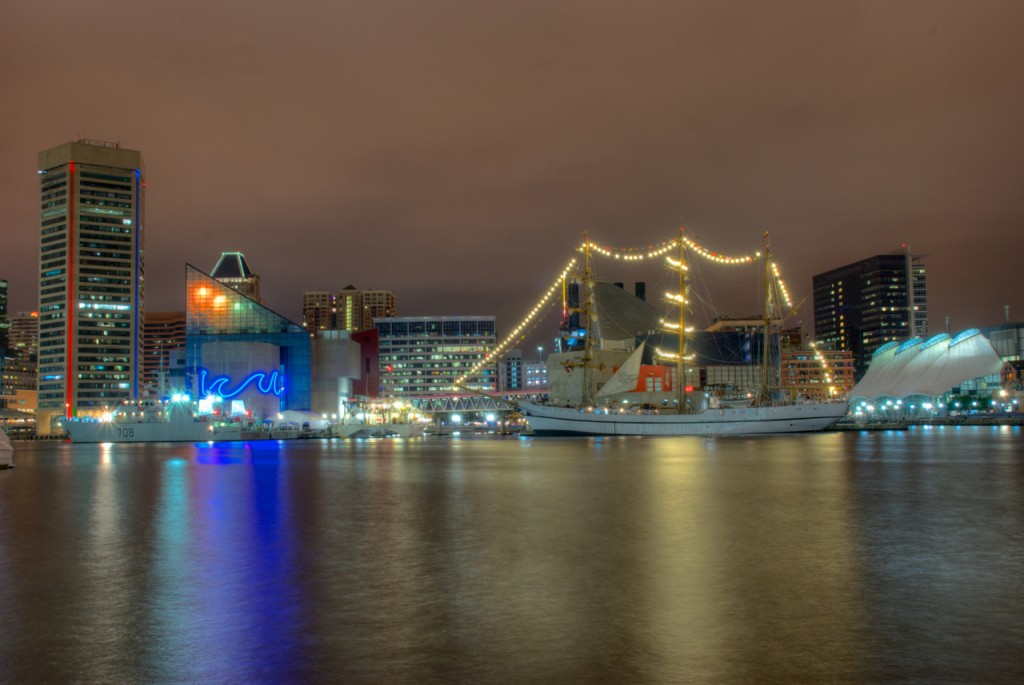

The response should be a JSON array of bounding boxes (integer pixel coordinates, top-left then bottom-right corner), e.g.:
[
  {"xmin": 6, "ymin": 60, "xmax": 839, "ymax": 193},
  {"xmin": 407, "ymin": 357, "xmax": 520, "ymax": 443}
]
[
  {"xmin": 581, "ymin": 233, "xmax": 594, "ymax": 406},
  {"xmin": 667, "ymin": 228, "xmax": 692, "ymax": 414},
  {"xmin": 560, "ymin": 233, "xmax": 597, "ymax": 406},
  {"xmin": 758, "ymin": 231, "xmax": 774, "ymax": 405}
]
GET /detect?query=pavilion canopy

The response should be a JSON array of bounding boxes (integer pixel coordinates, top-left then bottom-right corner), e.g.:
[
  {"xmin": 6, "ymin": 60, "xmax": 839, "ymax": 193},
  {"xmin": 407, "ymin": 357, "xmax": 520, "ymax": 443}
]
[{"xmin": 850, "ymin": 329, "xmax": 1003, "ymax": 400}]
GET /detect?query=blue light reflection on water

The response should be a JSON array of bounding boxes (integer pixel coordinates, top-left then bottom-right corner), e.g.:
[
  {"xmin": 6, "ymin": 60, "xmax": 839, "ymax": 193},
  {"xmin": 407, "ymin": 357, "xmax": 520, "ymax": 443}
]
[
  {"xmin": 1, "ymin": 430, "xmax": 1023, "ymax": 683},
  {"xmin": 188, "ymin": 441, "xmax": 304, "ymax": 682}
]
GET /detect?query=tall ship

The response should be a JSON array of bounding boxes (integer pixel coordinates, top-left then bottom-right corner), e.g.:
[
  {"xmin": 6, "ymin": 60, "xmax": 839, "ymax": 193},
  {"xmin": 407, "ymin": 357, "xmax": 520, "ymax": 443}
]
[{"xmin": 518, "ymin": 230, "xmax": 848, "ymax": 436}]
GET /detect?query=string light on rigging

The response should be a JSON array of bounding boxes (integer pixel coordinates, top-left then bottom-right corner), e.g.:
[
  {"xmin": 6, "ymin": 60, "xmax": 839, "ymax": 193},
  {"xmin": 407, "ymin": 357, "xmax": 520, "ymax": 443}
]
[
  {"xmin": 453, "ymin": 230, "xmax": 803, "ymax": 391},
  {"xmin": 680, "ymin": 235, "xmax": 758, "ymax": 264},
  {"xmin": 453, "ymin": 257, "xmax": 577, "ymax": 388},
  {"xmin": 586, "ymin": 238, "xmax": 678, "ymax": 261},
  {"xmin": 770, "ymin": 260, "xmax": 794, "ymax": 308}
]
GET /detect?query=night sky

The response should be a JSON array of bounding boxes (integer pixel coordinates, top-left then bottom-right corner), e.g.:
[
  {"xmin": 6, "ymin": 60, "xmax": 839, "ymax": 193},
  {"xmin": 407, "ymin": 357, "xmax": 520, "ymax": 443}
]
[{"xmin": 3, "ymin": 1, "xmax": 1023, "ymax": 340}]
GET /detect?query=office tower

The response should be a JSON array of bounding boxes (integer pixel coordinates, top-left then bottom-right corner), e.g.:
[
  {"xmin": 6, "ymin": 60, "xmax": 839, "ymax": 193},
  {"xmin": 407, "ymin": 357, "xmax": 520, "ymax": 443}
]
[
  {"xmin": 499, "ymin": 349, "xmax": 524, "ymax": 391},
  {"xmin": 375, "ymin": 316, "xmax": 496, "ymax": 396},
  {"xmin": 0, "ymin": 279, "xmax": 8, "ymax": 352},
  {"xmin": 8, "ymin": 312, "xmax": 39, "ymax": 358},
  {"xmin": 37, "ymin": 140, "xmax": 145, "ymax": 429},
  {"xmin": 336, "ymin": 286, "xmax": 362, "ymax": 331},
  {"xmin": 142, "ymin": 311, "xmax": 186, "ymax": 395},
  {"xmin": 1, "ymin": 312, "xmax": 40, "ymax": 394},
  {"xmin": 813, "ymin": 246, "xmax": 927, "ymax": 380},
  {"xmin": 361, "ymin": 290, "xmax": 397, "ymax": 329},
  {"xmin": 302, "ymin": 291, "xmax": 339, "ymax": 332},
  {"xmin": 303, "ymin": 287, "xmax": 397, "ymax": 333},
  {"xmin": 210, "ymin": 251, "xmax": 263, "ymax": 303}
]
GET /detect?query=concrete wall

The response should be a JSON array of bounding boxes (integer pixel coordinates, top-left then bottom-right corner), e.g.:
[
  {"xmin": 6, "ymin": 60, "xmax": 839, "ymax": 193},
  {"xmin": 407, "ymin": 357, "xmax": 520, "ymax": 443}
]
[{"xmin": 311, "ymin": 335, "xmax": 362, "ymax": 417}]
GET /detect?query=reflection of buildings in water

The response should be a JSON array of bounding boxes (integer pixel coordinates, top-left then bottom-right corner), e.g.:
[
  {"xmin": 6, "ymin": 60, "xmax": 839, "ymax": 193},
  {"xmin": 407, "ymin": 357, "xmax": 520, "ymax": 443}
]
[{"xmin": 643, "ymin": 441, "xmax": 867, "ymax": 681}]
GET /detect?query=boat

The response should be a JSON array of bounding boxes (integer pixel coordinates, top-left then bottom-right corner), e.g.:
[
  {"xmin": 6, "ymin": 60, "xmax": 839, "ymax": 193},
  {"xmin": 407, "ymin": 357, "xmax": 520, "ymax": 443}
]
[
  {"xmin": 1, "ymin": 429, "xmax": 13, "ymax": 469},
  {"xmin": 519, "ymin": 398, "xmax": 847, "ymax": 436},
  {"xmin": 519, "ymin": 229, "xmax": 848, "ymax": 436},
  {"xmin": 335, "ymin": 423, "xmax": 425, "ymax": 438},
  {"xmin": 61, "ymin": 399, "xmax": 273, "ymax": 443}
]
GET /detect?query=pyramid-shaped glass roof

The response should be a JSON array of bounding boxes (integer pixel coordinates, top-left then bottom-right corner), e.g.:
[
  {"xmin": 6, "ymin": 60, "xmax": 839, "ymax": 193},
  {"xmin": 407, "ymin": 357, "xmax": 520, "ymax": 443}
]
[{"xmin": 187, "ymin": 264, "xmax": 302, "ymax": 335}]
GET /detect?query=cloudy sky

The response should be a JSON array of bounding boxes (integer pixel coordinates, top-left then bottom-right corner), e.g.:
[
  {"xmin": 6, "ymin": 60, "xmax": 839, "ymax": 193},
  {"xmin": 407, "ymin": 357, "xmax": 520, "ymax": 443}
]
[{"xmin": 2, "ymin": 0, "xmax": 1022, "ymax": 339}]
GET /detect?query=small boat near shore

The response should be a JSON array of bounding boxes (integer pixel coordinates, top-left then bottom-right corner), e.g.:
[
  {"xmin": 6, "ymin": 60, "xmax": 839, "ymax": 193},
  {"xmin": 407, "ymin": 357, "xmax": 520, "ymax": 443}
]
[{"xmin": 335, "ymin": 423, "xmax": 425, "ymax": 439}]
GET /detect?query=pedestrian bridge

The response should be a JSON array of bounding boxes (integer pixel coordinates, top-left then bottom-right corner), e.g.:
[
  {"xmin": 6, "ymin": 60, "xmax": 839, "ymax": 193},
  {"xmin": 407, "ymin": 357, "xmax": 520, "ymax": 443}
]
[{"xmin": 406, "ymin": 390, "xmax": 548, "ymax": 414}]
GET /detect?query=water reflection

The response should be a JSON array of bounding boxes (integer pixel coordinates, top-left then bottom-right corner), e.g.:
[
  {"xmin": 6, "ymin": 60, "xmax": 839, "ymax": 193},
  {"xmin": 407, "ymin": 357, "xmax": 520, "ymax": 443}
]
[{"xmin": 1, "ymin": 431, "xmax": 1022, "ymax": 683}]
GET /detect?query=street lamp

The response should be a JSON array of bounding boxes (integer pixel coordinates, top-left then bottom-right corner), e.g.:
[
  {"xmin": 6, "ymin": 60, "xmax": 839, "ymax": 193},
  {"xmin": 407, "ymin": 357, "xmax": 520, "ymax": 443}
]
[{"xmin": 537, "ymin": 345, "xmax": 543, "ymax": 362}]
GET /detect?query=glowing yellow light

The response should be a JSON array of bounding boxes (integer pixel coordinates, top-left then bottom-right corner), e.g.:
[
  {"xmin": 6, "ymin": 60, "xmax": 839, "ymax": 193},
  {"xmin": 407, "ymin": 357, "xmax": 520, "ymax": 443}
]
[{"xmin": 454, "ymin": 256, "xmax": 577, "ymax": 386}]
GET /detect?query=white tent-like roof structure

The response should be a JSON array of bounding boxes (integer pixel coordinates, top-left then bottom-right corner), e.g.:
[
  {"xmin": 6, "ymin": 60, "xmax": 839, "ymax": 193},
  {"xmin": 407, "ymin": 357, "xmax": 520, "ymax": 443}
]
[{"xmin": 850, "ymin": 329, "xmax": 1003, "ymax": 400}]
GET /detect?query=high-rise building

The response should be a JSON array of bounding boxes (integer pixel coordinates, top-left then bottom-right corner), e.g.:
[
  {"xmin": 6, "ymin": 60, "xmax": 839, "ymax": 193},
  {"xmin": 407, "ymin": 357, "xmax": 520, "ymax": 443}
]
[
  {"xmin": 1, "ymin": 312, "xmax": 40, "ymax": 394},
  {"xmin": 142, "ymin": 311, "xmax": 186, "ymax": 395},
  {"xmin": 302, "ymin": 291, "xmax": 339, "ymax": 332},
  {"xmin": 9, "ymin": 312, "xmax": 39, "ymax": 358},
  {"xmin": 303, "ymin": 286, "xmax": 397, "ymax": 333},
  {"xmin": 37, "ymin": 140, "xmax": 145, "ymax": 429},
  {"xmin": 0, "ymin": 278, "xmax": 9, "ymax": 352},
  {"xmin": 337, "ymin": 286, "xmax": 362, "ymax": 331},
  {"xmin": 210, "ymin": 251, "xmax": 263, "ymax": 303},
  {"xmin": 375, "ymin": 316, "xmax": 496, "ymax": 396},
  {"xmin": 813, "ymin": 246, "xmax": 927, "ymax": 380},
  {"xmin": 361, "ymin": 290, "xmax": 397, "ymax": 329}
]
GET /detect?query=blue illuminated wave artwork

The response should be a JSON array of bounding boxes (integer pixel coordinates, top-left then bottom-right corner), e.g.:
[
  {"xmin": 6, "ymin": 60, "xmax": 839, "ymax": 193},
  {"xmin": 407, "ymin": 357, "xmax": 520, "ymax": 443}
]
[{"xmin": 199, "ymin": 369, "xmax": 285, "ymax": 398}]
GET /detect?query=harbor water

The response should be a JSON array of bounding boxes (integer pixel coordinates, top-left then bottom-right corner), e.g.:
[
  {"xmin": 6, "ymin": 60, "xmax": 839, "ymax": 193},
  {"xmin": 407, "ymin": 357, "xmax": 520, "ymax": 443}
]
[{"xmin": 1, "ymin": 427, "xmax": 1023, "ymax": 684}]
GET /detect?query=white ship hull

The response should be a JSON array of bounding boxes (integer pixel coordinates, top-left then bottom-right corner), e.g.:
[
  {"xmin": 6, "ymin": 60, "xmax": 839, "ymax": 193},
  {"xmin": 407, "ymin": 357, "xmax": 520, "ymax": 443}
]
[{"xmin": 519, "ymin": 400, "xmax": 848, "ymax": 436}]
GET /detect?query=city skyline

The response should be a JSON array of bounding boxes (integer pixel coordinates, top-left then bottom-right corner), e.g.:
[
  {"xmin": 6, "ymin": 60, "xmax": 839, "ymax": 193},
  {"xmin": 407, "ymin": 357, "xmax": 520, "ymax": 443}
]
[{"xmin": 2, "ymin": 1, "xmax": 1023, "ymax": 336}]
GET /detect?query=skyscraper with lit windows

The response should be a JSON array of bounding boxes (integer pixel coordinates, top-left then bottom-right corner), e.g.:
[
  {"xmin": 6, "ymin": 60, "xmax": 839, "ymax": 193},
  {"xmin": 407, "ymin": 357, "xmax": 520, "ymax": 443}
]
[
  {"xmin": 813, "ymin": 246, "xmax": 927, "ymax": 380},
  {"xmin": 37, "ymin": 140, "xmax": 145, "ymax": 431},
  {"xmin": 0, "ymin": 278, "xmax": 9, "ymax": 352}
]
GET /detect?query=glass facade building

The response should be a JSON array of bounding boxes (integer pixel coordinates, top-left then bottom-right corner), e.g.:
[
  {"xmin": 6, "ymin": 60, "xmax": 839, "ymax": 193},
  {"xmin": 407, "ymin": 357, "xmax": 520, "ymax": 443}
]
[
  {"xmin": 186, "ymin": 265, "xmax": 310, "ymax": 416},
  {"xmin": 37, "ymin": 140, "xmax": 145, "ymax": 427},
  {"xmin": 813, "ymin": 249, "xmax": 928, "ymax": 380},
  {"xmin": 375, "ymin": 316, "xmax": 496, "ymax": 396}
]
